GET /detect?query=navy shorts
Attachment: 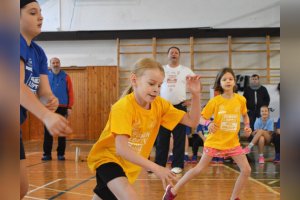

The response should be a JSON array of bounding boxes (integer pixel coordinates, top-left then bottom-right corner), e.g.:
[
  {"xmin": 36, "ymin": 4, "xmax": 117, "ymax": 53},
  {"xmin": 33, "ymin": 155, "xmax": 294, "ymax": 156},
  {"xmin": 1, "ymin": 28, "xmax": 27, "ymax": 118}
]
[{"xmin": 94, "ymin": 162, "xmax": 127, "ymax": 200}]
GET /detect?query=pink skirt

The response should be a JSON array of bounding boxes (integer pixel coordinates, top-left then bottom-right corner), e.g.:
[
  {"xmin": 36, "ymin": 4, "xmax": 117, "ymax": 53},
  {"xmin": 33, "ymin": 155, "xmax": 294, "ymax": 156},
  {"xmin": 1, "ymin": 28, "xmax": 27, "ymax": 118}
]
[{"xmin": 203, "ymin": 146, "xmax": 247, "ymax": 158}]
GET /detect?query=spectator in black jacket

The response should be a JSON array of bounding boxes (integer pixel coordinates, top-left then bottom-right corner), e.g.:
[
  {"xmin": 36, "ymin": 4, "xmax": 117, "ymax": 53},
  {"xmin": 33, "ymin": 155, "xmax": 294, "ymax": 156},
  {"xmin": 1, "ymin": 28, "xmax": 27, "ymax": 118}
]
[{"xmin": 243, "ymin": 74, "xmax": 270, "ymax": 140}]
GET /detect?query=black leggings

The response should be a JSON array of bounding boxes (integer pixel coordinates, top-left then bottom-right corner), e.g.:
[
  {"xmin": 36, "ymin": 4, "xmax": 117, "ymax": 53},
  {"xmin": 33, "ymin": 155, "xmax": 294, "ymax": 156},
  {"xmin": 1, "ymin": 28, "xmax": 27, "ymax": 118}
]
[
  {"xmin": 272, "ymin": 133, "xmax": 280, "ymax": 154},
  {"xmin": 94, "ymin": 162, "xmax": 127, "ymax": 200},
  {"xmin": 192, "ymin": 134, "xmax": 204, "ymax": 156}
]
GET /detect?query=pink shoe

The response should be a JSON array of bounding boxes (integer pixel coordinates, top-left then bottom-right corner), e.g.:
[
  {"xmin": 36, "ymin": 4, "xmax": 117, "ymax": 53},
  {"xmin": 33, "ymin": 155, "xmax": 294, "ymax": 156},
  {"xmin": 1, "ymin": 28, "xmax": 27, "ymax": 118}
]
[
  {"xmin": 162, "ymin": 185, "xmax": 177, "ymax": 200},
  {"xmin": 258, "ymin": 156, "xmax": 265, "ymax": 164}
]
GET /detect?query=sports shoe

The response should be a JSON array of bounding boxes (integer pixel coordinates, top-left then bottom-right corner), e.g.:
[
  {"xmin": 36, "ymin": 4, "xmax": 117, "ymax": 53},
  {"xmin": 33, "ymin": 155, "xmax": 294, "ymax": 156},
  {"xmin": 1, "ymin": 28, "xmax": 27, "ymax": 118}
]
[
  {"xmin": 191, "ymin": 155, "xmax": 198, "ymax": 163},
  {"xmin": 211, "ymin": 157, "xmax": 218, "ymax": 163},
  {"xmin": 57, "ymin": 155, "xmax": 65, "ymax": 161},
  {"xmin": 41, "ymin": 155, "xmax": 52, "ymax": 161},
  {"xmin": 258, "ymin": 156, "xmax": 265, "ymax": 164},
  {"xmin": 167, "ymin": 155, "xmax": 174, "ymax": 163},
  {"xmin": 273, "ymin": 153, "xmax": 280, "ymax": 163},
  {"xmin": 184, "ymin": 154, "xmax": 190, "ymax": 163},
  {"xmin": 171, "ymin": 167, "xmax": 183, "ymax": 174},
  {"xmin": 218, "ymin": 157, "xmax": 224, "ymax": 164},
  {"xmin": 243, "ymin": 146, "xmax": 251, "ymax": 154},
  {"xmin": 162, "ymin": 184, "xmax": 177, "ymax": 200}
]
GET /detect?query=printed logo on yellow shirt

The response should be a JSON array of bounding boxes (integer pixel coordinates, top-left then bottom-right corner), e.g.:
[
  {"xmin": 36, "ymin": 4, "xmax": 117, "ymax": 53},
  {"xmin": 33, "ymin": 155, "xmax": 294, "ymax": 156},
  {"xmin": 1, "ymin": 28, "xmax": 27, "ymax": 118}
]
[
  {"xmin": 128, "ymin": 118, "xmax": 155, "ymax": 153},
  {"xmin": 220, "ymin": 114, "xmax": 238, "ymax": 132}
]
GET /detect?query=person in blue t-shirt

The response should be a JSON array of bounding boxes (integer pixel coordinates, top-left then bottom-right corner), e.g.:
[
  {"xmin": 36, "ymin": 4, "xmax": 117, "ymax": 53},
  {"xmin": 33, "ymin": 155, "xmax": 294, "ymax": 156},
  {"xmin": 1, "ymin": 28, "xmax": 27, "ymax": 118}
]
[
  {"xmin": 20, "ymin": 1, "xmax": 72, "ymax": 198},
  {"xmin": 245, "ymin": 105, "xmax": 274, "ymax": 164}
]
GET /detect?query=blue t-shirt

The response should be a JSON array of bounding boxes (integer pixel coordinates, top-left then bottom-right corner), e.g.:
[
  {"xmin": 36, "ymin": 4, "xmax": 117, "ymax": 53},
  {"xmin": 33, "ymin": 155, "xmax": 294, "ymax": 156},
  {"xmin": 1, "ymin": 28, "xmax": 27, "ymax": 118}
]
[
  {"xmin": 20, "ymin": 34, "xmax": 48, "ymax": 124},
  {"xmin": 276, "ymin": 118, "xmax": 280, "ymax": 129},
  {"xmin": 254, "ymin": 117, "xmax": 274, "ymax": 131}
]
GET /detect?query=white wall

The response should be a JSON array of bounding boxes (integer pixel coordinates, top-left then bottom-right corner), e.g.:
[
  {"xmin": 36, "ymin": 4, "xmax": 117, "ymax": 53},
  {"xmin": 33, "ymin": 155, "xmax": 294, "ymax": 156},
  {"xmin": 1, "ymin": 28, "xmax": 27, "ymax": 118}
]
[
  {"xmin": 37, "ymin": 40, "xmax": 117, "ymax": 66},
  {"xmin": 39, "ymin": 0, "xmax": 280, "ymax": 31}
]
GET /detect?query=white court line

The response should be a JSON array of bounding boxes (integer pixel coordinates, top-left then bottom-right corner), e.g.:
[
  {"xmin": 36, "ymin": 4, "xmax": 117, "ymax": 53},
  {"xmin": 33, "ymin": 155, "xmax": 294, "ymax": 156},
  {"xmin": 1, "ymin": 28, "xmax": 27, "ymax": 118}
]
[
  {"xmin": 28, "ymin": 183, "xmax": 93, "ymax": 197},
  {"xmin": 223, "ymin": 165, "xmax": 280, "ymax": 195},
  {"xmin": 252, "ymin": 171, "xmax": 279, "ymax": 174},
  {"xmin": 137, "ymin": 178, "xmax": 246, "ymax": 181},
  {"xmin": 268, "ymin": 180, "xmax": 280, "ymax": 185},
  {"xmin": 24, "ymin": 196, "xmax": 47, "ymax": 200},
  {"xmin": 27, "ymin": 179, "xmax": 62, "ymax": 194}
]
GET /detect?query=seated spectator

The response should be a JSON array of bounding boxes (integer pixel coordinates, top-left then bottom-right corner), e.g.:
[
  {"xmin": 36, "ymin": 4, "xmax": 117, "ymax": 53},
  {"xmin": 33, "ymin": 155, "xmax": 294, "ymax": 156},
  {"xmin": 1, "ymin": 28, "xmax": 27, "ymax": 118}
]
[{"xmin": 245, "ymin": 105, "xmax": 274, "ymax": 164}]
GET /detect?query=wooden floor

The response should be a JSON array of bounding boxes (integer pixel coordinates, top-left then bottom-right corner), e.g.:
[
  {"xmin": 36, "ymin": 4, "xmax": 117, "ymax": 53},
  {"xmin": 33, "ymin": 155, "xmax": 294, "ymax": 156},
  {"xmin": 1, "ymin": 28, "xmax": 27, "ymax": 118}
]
[{"xmin": 23, "ymin": 140, "xmax": 280, "ymax": 200}]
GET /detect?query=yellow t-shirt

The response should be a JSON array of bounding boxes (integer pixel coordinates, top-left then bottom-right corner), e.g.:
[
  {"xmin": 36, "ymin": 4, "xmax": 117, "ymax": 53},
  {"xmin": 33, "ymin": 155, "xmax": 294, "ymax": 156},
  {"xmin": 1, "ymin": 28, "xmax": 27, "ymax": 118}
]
[
  {"xmin": 201, "ymin": 93, "xmax": 247, "ymax": 150},
  {"xmin": 87, "ymin": 93, "xmax": 185, "ymax": 183}
]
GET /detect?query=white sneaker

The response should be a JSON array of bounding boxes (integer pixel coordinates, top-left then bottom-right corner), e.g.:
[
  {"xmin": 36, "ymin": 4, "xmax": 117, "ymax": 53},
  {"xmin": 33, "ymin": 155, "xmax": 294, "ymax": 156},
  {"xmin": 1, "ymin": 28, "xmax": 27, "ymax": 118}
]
[{"xmin": 171, "ymin": 167, "xmax": 183, "ymax": 174}]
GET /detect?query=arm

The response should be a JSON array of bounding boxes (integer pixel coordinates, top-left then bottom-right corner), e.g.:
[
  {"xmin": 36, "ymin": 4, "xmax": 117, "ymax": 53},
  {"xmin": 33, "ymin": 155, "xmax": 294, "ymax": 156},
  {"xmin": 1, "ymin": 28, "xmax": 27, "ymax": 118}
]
[
  {"xmin": 38, "ymin": 75, "xmax": 59, "ymax": 112},
  {"xmin": 66, "ymin": 74, "xmax": 74, "ymax": 116},
  {"xmin": 115, "ymin": 135, "xmax": 176, "ymax": 188},
  {"xmin": 242, "ymin": 113, "xmax": 252, "ymax": 137},
  {"xmin": 182, "ymin": 99, "xmax": 191, "ymax": 107},
  {"xmin": 21, "ymin": 61, "xmax": 51, "ymax": 121},
  {"xmin": 180, "ymin": 75, "xmax": 201, "ymax": 127},
  {"xmin": 20, "ymin": 60, "xmax": 72, "ymax": 136}
]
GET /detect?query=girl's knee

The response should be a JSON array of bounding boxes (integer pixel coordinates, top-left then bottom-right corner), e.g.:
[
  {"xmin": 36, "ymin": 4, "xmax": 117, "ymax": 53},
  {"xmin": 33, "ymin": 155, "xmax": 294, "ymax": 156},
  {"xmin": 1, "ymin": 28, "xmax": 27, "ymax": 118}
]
[
  {"xmin": 259, "ymin": 136, "xmax": 265, "ymax": 142},
  {"xmin": 241, "ymin": 165, "xmax": 251, "ymax": 176}
]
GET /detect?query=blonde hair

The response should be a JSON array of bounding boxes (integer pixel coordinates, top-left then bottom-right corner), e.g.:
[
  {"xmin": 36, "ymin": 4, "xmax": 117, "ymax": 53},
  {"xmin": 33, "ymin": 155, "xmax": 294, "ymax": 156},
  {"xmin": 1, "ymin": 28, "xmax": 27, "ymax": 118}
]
[{"xmin": 121, "ymin": 58, "xmax": 164, "ymax": 98}]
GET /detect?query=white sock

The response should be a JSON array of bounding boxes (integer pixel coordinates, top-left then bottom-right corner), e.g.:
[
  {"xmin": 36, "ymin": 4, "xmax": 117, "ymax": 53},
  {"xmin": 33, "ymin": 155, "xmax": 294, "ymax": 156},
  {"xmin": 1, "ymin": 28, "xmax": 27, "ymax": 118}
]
[
  {"xmin": 185, "ymin": 152, "xmax": 189, "ymax": 155},
  {"xmin": 169, "ymin": 153, "xmax": 173, "ymax": 156},
  {"xmin": 248, "ymin": 142, "xmax": 254, "ymax": 149},
  {"xmin": 259, "ymin": 154, "xmax": 264, "ymax": 157}
]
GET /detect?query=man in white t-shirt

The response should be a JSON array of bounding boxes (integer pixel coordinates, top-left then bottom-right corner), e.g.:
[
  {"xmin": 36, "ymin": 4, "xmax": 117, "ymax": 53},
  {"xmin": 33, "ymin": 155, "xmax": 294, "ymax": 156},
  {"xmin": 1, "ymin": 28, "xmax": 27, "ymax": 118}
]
[{"xmin": 155, "ymin": 46, "xmax": 195, "ymax": 174}]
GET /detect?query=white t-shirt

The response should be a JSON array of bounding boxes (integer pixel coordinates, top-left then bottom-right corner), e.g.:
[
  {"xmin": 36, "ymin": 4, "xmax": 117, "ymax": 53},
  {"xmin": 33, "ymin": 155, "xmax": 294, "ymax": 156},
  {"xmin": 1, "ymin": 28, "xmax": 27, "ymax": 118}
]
[{"xmin": 160, "ymin": 64, "xmax": 195, "ymax": 105}]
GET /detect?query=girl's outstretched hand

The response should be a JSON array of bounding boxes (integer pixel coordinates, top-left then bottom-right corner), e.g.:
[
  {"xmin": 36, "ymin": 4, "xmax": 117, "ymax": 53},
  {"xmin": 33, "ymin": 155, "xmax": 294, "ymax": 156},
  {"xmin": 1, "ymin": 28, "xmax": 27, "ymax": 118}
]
[
  {"xmin": 42, "ymin": 111, "xmax": 73, "ymax": 137},
  {"xmin": 186, "ymin": 75, "xmax": 201, "ymax": 95},
  {"xmin": 152, "ymin": 165, "xmax": 177, "ymax": 190}
]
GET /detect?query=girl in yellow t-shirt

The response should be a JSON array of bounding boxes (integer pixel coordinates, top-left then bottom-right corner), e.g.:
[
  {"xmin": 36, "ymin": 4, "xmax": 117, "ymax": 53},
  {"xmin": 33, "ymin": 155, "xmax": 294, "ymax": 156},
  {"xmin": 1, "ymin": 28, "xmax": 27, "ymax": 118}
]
[
  {"xmin": 163, "ymin": 68, "xmax": 252, "ymax": 200},
  {"xmin": 88, "ymin": 58, "xmax": 201, "ymax": 200}
]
